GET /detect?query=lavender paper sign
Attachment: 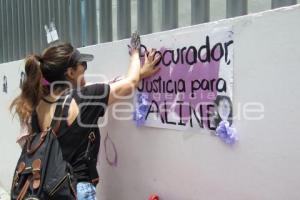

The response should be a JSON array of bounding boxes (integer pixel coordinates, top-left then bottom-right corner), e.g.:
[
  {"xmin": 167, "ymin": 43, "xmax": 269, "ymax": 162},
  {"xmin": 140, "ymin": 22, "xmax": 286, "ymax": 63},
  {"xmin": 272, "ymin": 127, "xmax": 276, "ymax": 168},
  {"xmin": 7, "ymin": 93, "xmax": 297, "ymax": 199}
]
[{"xmin": 135, "ymin": 27, "xmax": 234, "ymax": 131}]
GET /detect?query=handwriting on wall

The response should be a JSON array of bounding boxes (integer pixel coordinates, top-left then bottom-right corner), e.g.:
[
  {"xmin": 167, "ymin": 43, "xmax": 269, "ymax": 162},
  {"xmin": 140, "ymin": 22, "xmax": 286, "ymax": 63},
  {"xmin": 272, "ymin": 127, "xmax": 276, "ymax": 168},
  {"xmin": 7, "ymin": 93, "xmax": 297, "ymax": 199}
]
[
  {"xmin": 2, "ymin": 75, "xmax": 7, "ymax": 94},
  {"xmin": 134, "ymin": 28, "xmax": 234, "ymax": 131}
]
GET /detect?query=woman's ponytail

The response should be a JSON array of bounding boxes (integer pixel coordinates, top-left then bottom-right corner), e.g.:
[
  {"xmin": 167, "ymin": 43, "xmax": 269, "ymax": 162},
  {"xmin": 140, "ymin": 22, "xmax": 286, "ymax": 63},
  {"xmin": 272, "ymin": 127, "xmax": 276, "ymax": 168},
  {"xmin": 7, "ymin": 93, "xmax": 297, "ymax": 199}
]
[
  {"xmin": 10, "ymin": 54, "xmax": 44, "ymax": 125},
  {"xmin": 10, "ymin": 43, "xmax": 75, "ymax": 126}
]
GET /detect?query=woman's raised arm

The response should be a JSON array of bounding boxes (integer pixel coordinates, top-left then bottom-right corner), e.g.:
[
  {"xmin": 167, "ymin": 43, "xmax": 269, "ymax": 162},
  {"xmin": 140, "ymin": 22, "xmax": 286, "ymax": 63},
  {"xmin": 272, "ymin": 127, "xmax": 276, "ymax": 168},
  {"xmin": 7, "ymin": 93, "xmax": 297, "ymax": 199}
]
[{"xmin": 108, "ymin": 49, "xmax": 160, "ymax": 105}]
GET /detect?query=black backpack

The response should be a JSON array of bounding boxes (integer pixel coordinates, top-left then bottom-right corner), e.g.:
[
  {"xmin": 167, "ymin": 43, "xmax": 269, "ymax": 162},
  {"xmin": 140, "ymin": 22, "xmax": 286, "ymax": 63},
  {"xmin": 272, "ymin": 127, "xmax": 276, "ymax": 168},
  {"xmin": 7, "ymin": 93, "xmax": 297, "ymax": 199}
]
[{"xmin": 11, "ymin": 92, "xmax": 77, "ymax": 200}]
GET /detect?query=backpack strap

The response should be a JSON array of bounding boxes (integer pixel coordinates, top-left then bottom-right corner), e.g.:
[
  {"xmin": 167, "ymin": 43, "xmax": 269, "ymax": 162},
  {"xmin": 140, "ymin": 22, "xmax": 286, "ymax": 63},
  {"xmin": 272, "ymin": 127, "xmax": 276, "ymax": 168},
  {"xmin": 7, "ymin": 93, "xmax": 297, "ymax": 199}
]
[
  {"xmin": 27, "ymin": 91, "xmax": 73, "ymax": 155},
  {"xmin": 51, "ymin": 90, "xmax": 73, "ymax": 135},
  {"xmin": 27, "ymin": 95, "xmax": 67, "ymax": 154},
  {"xmin": 60, "ymin": 91, "xmax": 74, "ymax": 126},
  {"xmin": 49, "ymin": 91, "xmax": 72, "ymax": 134},
  {"xmin": 16, "ymin": 175, "xmax": 31, "ymax": 200},
  {"xmin": 30, "ymin": 93, "xmax": 66, "ymax": 135},
  {"xmin": 59, "ymin": 92, "xmax": 73, "ymax": 135}
]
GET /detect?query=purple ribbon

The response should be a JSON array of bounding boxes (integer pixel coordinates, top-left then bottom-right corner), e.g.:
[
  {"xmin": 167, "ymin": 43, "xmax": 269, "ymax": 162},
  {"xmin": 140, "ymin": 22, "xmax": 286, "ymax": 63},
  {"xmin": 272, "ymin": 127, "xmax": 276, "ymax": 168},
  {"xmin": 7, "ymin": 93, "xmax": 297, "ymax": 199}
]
[
  {"xmin": 42, "ymin": 77, "xmax": 50, "ymax": 86},
  {"xmin": 133, "ymin": 92, "xmax": 150, "ymax": 127},
  {"xmin": 216, "ymin": 120, "xmax": 238, "ymax": 145}
]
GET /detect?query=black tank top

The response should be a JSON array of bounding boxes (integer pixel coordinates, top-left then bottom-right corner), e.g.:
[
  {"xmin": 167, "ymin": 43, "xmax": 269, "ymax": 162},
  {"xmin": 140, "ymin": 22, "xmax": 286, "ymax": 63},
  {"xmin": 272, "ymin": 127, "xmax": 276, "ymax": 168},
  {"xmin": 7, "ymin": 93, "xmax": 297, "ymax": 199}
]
[{"xmin": 38, "ymin": 83, "xmax": 110, "ymax": 184}]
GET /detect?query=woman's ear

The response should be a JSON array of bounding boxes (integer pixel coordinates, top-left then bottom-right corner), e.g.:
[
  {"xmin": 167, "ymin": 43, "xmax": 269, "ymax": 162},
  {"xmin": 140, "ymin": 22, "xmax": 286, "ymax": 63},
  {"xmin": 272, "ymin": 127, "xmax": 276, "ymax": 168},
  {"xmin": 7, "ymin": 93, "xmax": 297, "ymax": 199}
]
[{"xmin": 65, "ymin": 67, "xmax": 75, "ymax": 80}]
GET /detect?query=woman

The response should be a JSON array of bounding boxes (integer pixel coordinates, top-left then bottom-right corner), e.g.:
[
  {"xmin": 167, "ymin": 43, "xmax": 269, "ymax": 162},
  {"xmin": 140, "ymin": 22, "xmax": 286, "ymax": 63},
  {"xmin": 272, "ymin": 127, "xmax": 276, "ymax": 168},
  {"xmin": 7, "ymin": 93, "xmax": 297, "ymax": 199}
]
[
  {"xmin": 10, "ymin": 42, "xmax": 160, "ymax": 199},
  {"xmin": 214, "ymin": 95, "xmax": 233, "ymax": 127}
]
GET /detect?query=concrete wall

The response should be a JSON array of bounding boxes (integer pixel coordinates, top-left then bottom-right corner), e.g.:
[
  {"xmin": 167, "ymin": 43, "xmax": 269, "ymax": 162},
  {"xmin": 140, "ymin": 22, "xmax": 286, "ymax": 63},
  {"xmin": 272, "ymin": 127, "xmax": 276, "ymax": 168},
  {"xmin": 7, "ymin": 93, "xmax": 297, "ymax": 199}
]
[{"xmin": 0, "ymin": 4, "xmax": 300, "ymax": 200}]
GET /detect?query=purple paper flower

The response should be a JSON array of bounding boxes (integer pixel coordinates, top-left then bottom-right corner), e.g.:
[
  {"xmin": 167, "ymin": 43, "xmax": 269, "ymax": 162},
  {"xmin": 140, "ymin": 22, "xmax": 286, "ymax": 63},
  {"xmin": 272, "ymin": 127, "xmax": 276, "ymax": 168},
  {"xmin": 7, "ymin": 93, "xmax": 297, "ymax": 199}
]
[
  {"xmin": 216, "ymin": 120, "xmax": 238, "ymax": 145},
  {"xmin": 133, "ymin": 92, "xmax": 150, "ymax": 127}
]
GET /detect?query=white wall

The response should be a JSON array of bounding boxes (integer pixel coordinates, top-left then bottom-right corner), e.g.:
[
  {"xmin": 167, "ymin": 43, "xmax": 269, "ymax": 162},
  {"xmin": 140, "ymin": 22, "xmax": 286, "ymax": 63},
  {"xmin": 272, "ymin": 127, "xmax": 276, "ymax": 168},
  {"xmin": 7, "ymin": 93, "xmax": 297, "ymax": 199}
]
[
  {"xmin": 1, "ymin": 5, "xmax": 300, "ymax": 200},
  {"xmin": 0, "ymin": 60, "xmax": 24, "ymax": 189}
]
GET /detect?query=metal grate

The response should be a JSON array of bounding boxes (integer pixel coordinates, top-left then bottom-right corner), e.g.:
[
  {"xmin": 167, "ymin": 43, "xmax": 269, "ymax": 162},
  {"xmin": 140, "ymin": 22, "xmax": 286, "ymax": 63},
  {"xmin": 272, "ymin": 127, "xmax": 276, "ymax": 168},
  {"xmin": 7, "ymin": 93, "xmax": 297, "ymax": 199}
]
[{"xmin": 0, "ymin": 0, "xmax": 298, "ymax": 64}]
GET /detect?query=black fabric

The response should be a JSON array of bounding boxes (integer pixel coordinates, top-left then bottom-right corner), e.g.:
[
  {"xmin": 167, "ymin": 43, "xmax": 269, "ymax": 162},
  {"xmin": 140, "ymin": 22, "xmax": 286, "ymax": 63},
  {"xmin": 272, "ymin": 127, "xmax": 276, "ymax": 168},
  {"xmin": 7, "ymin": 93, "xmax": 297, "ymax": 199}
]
[
  {"xmin": 57, "ymin": 83, "xmax": 110, "ymax": 183},
  {"xmin": 67, "ymin": 49, "xmax": 94, "ymax": 69}
]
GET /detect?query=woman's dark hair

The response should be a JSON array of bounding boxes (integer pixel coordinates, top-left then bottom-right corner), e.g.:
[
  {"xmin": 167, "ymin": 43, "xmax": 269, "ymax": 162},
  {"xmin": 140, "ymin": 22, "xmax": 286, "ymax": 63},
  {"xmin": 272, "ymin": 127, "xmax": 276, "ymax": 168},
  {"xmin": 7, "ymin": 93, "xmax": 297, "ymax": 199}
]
[
  {"xmin": 214, "ymin": 95, "xmax": 233, "ymax": 126},
  {"xmin": 10, "ymin": 43, "xmax": 77, "ymax": 126}
]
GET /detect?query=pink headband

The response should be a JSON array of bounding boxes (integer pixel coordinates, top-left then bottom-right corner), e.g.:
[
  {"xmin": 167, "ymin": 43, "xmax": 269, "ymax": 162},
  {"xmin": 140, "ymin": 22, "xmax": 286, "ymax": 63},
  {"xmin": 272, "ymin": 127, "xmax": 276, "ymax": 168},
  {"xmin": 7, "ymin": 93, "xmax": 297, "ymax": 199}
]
[{"xmin": 42, "ymin": 77, "xmax": 50, "ymax": 86}]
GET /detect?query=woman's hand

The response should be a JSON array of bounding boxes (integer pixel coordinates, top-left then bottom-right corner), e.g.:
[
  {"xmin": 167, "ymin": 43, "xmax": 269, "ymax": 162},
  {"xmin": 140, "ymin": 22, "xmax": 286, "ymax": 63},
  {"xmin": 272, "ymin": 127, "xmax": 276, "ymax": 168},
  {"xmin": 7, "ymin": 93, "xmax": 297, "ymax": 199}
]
[
  {"xmin": 108, "ymin": 32, "xmax": 160, "ymax": 105},
  {"xmin": 140, "ymin": 49, "xmax": 161, "ymax": 79}
]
